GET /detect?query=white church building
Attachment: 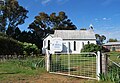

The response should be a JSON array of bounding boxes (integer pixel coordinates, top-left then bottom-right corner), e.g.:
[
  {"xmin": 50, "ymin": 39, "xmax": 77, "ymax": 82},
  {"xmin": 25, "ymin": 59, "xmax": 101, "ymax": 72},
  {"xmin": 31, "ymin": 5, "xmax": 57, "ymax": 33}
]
[{"xmin": 42, "ymin": 29, "xmax": 96, "ymax": 54}]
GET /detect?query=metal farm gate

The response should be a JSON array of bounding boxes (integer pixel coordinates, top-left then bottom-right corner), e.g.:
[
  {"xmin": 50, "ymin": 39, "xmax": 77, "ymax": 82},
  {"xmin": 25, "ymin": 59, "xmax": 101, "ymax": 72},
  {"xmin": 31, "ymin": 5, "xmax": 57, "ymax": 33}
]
[{"xmin": 49, "ymin": 52, "xmax": 98, "ymax": 80}]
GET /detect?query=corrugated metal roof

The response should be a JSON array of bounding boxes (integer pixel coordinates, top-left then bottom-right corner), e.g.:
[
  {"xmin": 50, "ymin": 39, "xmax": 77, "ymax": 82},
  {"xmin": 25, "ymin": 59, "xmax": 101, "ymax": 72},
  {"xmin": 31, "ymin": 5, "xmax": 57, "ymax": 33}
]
[
  {"xmin": 104, "ymin": 42, "xmax": 120, "ymax": 46},
  {"xmin": 54, "ymin": 30, "xmax": 96, "ymax": 40}
]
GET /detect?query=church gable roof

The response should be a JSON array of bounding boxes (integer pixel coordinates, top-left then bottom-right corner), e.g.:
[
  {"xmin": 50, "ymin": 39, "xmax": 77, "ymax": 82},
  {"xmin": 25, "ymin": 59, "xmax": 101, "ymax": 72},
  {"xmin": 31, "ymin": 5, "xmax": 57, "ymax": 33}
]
[
  {"xmin": 54, "ymin": 30, "xmax": 96, "ymax": 40},
  {"xmin": 42, "ymin": 34, "xmax": 54, "ymax": 40}
]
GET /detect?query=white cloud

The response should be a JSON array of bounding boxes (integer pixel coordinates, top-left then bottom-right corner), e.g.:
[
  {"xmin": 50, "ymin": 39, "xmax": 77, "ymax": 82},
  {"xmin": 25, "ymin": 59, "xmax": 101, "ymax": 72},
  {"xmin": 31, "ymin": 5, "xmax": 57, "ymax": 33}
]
[
  {"xmin": 56, "ymin": 0, "xmax": 69, "ymax": 5},
  {"xmin": 102, "ymin": 17, "xmax": 111, "ymax": 21},
  {"xmin": 94, "ymin": 17, "xmax": 111, "ymax": 22},
  {"xmin": 40, "ymin": 0, "xmax": 69, "ymax": 5},
  {"xmin": 95, "ymin": 18, "xmax": 98, "ymax": 21},
  {"xmin": 41, "ymin": 0, "xmax": 51, "ymax": 5},
  {"xmin": 95, "ymin": 26, "xmax": 120, "ymax": 41},
  {"xmin": 103, "ymin": 18, "xmax": 107, "ymax": 20},
  {"xmin": 104, "ymin": 30, "xmax": 120, "ymax": 41}
]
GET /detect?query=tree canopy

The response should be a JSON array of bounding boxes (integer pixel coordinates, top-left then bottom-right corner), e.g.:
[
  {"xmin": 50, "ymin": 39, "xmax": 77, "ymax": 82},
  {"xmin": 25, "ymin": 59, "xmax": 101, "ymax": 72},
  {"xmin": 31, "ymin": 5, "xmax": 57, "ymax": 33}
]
[
  {"xmin": 0, "ymin": 0, "xmax": 28, "ymax": 34},
  {"xmin": 80, "ymin": 28, "xmax": 87, "ymax": 30},
  {"xmin": 28, "ymin": 11, "xmax": 77, "ymax": 38},
  {"xmin": 108, "ymin": 38, "xmax": 118, "ymax": 42},
  {"xmin": 95, "ymin": 34, "xmax": 106, "ymax": 45}
]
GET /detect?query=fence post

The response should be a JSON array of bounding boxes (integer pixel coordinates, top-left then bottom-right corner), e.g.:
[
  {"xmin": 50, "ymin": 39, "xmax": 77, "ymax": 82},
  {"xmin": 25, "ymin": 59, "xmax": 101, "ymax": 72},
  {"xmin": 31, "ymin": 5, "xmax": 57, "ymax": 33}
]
[
  {"xmin": 67, "ymin": 42, "xmax": 70, "ymax": 75},
  {"xmin": 97, "ymin": 51, "xmax": 101, "ymax": 80},
  {"xmin": 67, "ymin": 42, "xmax": 70, "ymax": 54},
  {"xmin": 46, "ymin": 50, "xmax": 50, "ymax": 72},
  {"xmin": 101, "ymin": 53, "xmax": 108, "ymax": 75}
]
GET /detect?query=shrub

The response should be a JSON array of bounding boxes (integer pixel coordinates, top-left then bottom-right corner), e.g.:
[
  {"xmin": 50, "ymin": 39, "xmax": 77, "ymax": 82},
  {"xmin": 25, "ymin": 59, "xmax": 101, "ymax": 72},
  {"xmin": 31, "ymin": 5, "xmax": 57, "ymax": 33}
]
[
  {"xmin": 23, "ymin": 42, "xmax": 40, "ymax": 56},
  {"xmin": 81, "ymin": 43, "xmax": 102, "ymax": 53},
  {"xmin": 0, "ymin": 32, "xmax": 8, "ymax": 37}
]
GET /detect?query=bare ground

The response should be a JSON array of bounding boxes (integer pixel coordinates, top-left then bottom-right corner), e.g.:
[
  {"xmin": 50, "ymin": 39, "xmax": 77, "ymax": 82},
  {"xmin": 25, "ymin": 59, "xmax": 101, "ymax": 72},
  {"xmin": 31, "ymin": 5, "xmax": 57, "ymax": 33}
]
[{"xmin": 1, "ymin": 73, "xmax": 98, "ymax": 83}]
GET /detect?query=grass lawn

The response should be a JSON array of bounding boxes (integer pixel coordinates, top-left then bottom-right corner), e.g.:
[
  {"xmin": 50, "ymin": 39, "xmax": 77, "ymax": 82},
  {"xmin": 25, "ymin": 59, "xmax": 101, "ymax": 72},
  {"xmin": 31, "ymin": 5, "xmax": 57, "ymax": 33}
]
[
  {"xmin": 107, "ymin": 51, "xmax": 120, "ymax": 64},
  {"xmin": 0, "ymin": 57, "xmax": 46, "ymax": 82},
  {"xmin": 0, "ymin": 56, "xmax": 98, "ymax": 83},
  {"xmin": 50, "ymin": 54, "xmax": 96, "ymax": 78},
  {"xmin": 0, "ymin": 52, "xmax": 119, "ymax": 83},
  {"xmin": 99, "ymin": 52, "xmax": 120, "ymax": 83}
]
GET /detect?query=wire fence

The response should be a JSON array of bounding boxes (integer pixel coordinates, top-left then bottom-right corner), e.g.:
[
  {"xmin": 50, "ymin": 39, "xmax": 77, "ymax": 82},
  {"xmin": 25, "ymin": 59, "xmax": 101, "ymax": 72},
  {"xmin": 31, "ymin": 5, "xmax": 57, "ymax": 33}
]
[
  {"xmin": 0, "ymin": 54, "xmax": 42, "ymax": 61},
  {"xmin": 49, "ymin": 52, "xmax": 97, "ymax": 79},
  {"xmin": 108, "ymin": 58, "xmax": 120, "ymax": 68},
  {"xmin": 104, "ymin": 58, "xmax": 120, "ymax": 83}
]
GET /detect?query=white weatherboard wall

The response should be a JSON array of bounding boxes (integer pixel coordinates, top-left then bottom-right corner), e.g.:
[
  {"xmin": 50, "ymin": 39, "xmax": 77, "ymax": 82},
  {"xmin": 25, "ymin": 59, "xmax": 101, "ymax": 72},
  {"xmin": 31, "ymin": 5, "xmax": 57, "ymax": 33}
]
[
  {"xmin": 62, "ymin": 40, "xmax": 96, "ymax": 54},
  {"xmin": 42, "ymin": 30, "xmax": 96, "ymax": 54},
  {"xmin": 42, "ymin": 35, "xmax": 53, "ymax": 54},
  {"xmin": 42, "ymin": 37, "xmax": 96, "ymax": 54}
]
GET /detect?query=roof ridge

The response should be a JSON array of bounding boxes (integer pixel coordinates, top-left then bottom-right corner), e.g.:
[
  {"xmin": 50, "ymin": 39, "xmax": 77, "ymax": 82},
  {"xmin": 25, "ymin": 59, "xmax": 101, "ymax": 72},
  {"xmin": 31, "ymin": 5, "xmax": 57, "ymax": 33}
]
[{"xmin": 54, "ymin": 30, "xmax": 96, "ymax": 39}]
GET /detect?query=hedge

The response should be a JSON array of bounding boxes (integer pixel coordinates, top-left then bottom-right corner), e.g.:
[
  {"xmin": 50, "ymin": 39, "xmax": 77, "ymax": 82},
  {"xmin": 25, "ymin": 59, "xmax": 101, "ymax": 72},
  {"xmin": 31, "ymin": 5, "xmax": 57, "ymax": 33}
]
[
  {"xmin": 0, "ymin": 36, "xmax": 23, "ymax": 55},
  {"xmin": 0, "ymin": 32, "xmax": 40, "ymax": 56}
]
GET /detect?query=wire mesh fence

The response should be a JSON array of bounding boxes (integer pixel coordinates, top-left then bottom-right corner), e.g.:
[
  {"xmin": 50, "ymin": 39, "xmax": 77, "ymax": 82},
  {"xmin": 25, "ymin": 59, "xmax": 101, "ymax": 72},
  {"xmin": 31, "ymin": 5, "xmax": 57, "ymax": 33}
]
[
  {"xmin": 100, "ymin": 58, "xmax": 120, "ymax": 83},
  {"xmin": 49, "ymin": 52, "xmax": 97, "ymax": 79}
]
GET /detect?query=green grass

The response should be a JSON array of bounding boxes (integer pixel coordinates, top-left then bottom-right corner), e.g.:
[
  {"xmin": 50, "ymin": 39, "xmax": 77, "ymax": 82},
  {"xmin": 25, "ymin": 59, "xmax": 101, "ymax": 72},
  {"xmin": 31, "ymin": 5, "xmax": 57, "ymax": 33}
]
[
  {"xmin": 0, "ymin": 57, "xmax": 46, "ymax": 81},
  {"xmin": 98, "ymin": 52, "xmax": 120, "ymax": 83},
  {"xmin": 50, "ymin": 54, "xmax": 96, "ymax": 78},
  {"xmin": 107, "ymin": 51, "xmax": 120, "ymax": 63}
]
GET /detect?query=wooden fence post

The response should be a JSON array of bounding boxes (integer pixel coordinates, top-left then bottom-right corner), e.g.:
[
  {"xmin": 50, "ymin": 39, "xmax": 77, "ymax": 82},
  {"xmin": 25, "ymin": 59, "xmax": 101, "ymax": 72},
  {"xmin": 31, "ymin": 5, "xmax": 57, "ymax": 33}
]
[
  {"xmin": 97, "ymin": 51, "xmax": 108, "ymax": 80},
  {"xmin": 101, "ymin": 53, "xmax": 108, "ymax": 75}
]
